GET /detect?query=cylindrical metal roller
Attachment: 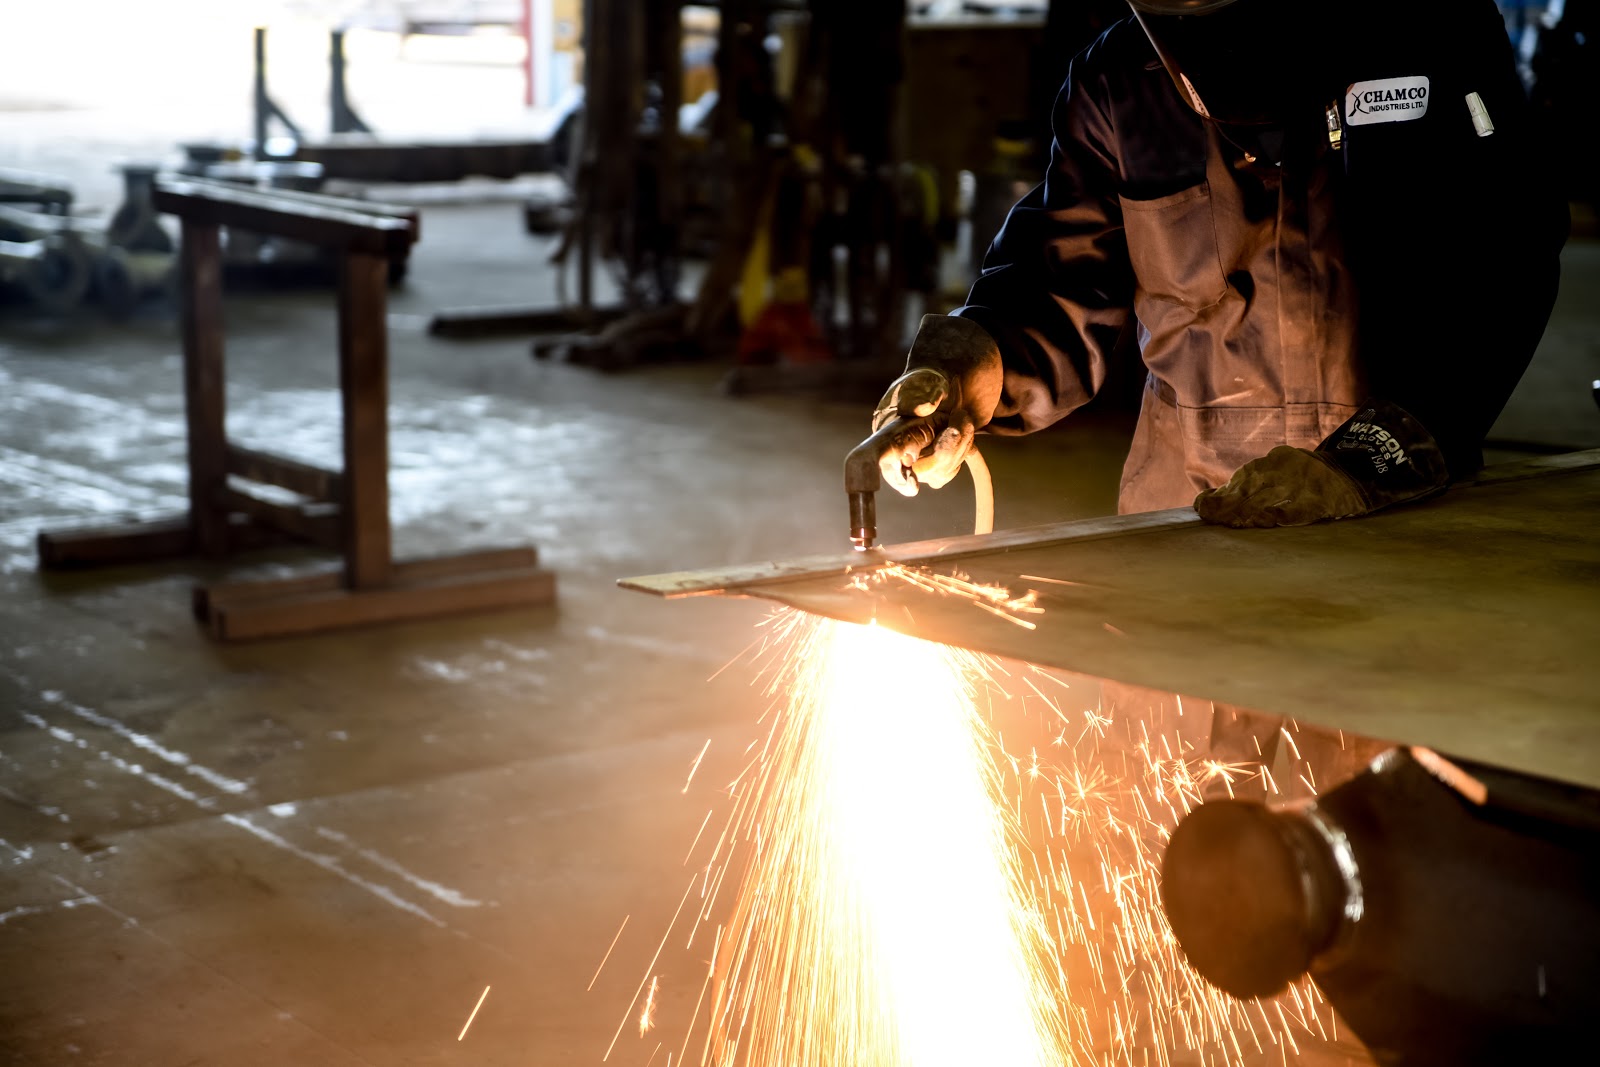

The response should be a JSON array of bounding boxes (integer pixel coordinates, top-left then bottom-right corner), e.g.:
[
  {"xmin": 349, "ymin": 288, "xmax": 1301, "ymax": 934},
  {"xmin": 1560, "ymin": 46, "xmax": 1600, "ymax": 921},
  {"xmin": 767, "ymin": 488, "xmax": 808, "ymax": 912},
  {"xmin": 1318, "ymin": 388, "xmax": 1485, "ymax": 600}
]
[
  {"xmin": 0, "ymin": 205, "xmax": 109, "ymax": 315},
  {"xmin": 95, "ymin": 247, "xmax": 176, "ymax": 318},
  {"xmin": 1160, "ymin": 797, "xmax": 1347, "ymax": 999},
  {"xmin": 0, "ymin": 236, "xmax": 93, "ymax": 314},
  {"xmin": 1161, "ymin": 747, "xmax": 1600, "ymax": 1067}
]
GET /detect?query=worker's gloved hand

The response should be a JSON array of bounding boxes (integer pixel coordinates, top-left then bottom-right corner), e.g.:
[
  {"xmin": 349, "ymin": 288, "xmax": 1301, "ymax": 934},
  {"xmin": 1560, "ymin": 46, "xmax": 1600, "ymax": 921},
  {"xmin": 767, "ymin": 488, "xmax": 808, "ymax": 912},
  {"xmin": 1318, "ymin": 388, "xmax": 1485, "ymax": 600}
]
[
  {"xmin": 1194, "ymin": 400, "xmax": 1450, "ymax": 528},
  {"xmin": 870, "ymin": 314, "xmax": 1004, "ymax": 496}
]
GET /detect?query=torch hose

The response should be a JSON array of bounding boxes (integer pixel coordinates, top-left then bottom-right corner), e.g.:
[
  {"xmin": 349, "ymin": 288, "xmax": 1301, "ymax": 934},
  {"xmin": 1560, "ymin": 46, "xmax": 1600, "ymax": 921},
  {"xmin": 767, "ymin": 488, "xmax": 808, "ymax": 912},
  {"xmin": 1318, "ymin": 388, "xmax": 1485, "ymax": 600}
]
[{"xmin": 964, "ymin": 447, "xmax": 994, "ymax": 537}]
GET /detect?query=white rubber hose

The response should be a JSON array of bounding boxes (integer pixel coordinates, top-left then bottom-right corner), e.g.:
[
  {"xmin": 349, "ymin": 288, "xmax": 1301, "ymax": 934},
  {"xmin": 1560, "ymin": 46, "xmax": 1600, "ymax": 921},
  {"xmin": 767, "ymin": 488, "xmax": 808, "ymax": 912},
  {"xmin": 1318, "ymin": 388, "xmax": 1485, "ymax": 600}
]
[{"xmin": 963, "ymin": 447, "xmax": 994, "ymax": 536}]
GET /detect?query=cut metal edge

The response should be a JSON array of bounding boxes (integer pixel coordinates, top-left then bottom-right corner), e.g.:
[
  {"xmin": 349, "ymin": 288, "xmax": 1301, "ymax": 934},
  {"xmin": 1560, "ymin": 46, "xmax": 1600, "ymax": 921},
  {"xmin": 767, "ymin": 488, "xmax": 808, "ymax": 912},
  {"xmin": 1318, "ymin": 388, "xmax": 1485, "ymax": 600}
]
[{"xmin": 617, "ymin": 507, "xmax": 1202, "ymax": 598}]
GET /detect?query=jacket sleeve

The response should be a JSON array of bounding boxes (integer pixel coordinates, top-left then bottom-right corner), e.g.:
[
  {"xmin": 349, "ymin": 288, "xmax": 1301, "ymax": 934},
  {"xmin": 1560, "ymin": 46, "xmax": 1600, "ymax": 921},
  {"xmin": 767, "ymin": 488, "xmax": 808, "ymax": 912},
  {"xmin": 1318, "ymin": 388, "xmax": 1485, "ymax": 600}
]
[
  {"xmin": 1351, "ymin": 0, "xmax": 1568, "ymax": 478},
  {"xmin": 951, "ymin": 42, "xmax": 1136, "ymax": 437}
]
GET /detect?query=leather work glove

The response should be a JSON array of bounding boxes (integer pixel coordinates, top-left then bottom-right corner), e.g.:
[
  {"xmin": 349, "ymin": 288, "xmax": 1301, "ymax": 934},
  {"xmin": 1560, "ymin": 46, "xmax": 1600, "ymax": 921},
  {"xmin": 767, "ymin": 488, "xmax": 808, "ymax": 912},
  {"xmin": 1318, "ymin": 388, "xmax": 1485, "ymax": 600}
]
[
  {"xmin": 1194, "ymin": 400, "xmax": 1450, "ymax": 528},
  {"xmin": 870, "ymin": 314, "xmax": 1004, "ymax": 496}
]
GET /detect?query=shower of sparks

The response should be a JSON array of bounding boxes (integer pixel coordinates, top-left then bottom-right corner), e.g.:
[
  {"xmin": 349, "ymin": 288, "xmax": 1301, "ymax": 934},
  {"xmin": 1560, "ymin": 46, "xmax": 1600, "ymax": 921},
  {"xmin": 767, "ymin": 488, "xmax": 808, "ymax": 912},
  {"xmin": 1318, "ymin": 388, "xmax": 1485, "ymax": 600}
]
[
  {"xmin": 695, "ymin": 612, "xmax": 1068, "ymax": 1066},
  {"xmin": 456, "ymin": 985, "xmax": 490, "ymax": 1042},
  {"xmin": 606, "ymin": 877, "xmax": 700, "ymax": 1061},
  {"xmin": 851, "ymin": 563, "xmax": 1045, "ymax": 629},
  {"xmin": 640, "ymin": 976, "xmax": 660, "ymax": 1036},
  {"xmin": 617, "ymin": 605, "xmax": 1342, "ymax": 1066}
]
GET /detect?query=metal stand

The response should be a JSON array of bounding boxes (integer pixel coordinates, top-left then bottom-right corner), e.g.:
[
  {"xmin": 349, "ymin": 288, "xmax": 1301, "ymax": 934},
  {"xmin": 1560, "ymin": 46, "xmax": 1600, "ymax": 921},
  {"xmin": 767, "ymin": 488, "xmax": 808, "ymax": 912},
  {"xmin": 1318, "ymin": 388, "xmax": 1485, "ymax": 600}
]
[
  {"xmin": 427, "ymin": 0, "xmax": 693, "ymax": 370},
  {"xmin": 253, "ymin": 27, "xmax": 304, "ymax": 154},
  {"xmin": 36, "ymin": 178, "xmax": 555, "ymax": 641},
  {"xmin": 254, "ymin": 26, "xmax": 373, "ymax": 150},
  {"xmin": 238, "ymin": 24, "xmax": 569, "ymax": 184},
  {"xmin": 330, "ymin": 29, "xmax": 372, "ymax": 135}
]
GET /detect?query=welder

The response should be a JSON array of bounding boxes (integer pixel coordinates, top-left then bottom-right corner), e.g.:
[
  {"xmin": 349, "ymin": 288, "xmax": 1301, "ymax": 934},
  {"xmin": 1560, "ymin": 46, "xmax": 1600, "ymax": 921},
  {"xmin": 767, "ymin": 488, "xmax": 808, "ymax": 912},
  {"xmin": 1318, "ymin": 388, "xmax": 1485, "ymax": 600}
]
[{"xmin": 866, "ymin": 0, "xmax": 1566, "ymax": 529}]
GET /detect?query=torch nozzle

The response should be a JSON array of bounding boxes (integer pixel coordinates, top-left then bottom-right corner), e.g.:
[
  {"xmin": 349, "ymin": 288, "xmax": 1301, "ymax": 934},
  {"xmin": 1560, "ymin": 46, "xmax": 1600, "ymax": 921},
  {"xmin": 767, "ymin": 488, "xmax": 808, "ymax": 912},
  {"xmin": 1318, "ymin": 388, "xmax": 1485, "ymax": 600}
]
[
  {"xmin": 844, "ymin": 417, "xmax": 934, "ymax": 552},
  {"xmin": 848, "ymin": 491, "xmax": 876, "ymax": 551},
  {"xmin": 843, "ymin": 417, "xmax": 994, "ymax": 551}
]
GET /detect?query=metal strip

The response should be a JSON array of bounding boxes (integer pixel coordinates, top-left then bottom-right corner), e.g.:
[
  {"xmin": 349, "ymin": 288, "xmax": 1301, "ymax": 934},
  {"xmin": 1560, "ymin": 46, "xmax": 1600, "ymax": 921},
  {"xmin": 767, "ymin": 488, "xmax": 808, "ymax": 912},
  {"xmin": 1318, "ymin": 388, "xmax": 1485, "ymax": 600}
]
[
  {"xmin": 618, "ymin": 450, "xmax": 1600, "ymax": 600},
  {"xmin": 618, "ymin": 508, "xmax": 1202, "ymax": 598}
]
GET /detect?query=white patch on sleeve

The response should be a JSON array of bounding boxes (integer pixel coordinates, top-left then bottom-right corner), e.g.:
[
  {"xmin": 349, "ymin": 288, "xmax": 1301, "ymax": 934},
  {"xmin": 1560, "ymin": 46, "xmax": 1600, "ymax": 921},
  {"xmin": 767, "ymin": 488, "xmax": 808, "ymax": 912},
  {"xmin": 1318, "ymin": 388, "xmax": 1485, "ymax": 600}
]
[
  {"xmin": 1466, "ymin": 91, "xmax": 1495, "ymax": 136},
  {"xmin": 1344, "ymin": 76, "xmax": 1430, "ymax": 126}
]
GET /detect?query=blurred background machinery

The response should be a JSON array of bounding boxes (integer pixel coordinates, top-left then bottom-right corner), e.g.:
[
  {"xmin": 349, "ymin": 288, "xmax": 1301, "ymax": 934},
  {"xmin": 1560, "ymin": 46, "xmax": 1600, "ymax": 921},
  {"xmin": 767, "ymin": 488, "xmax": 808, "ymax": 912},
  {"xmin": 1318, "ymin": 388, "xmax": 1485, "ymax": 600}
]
[
  {"xmin": 0, "ymin": 165, "xmax": 175, "ymax": 318},
  {"xmin": 13, "ymin": 0, "xmax": 1578, "ymax": 377}
]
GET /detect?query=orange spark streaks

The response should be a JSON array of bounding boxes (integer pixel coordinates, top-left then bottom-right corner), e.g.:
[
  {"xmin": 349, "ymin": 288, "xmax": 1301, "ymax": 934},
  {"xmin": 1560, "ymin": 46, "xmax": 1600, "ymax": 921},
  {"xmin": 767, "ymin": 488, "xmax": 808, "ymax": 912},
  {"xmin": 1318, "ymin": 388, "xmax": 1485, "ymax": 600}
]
[
  {"xmin": 640, "ymin": 976, "xmax": 660, "ymax": 1036},
  {"xmin": 1279, "ymin": 726, "xmax": 1303, "ymax": 761},
  {"xmin": 683, "ymin": 739, "xmax": 712, "ymax": 794},
  {"xmin": 456, "ymin": 985, "xmax": 490, "ymax": 1042},
  {"xmin": 1018, "ymin": 573, "xmax": 1106, "ymax": 589},
  {"xmin": 588, "ymin": 915, "xmax": 630, "ymax": 992},
  {"xmin": 851, "ymin": 563, "xmax": 1044, "ymax": 629},
  {"xmin": 612, "ymin": 601, "xmax": 1347, "ymax": 1066},
  {"xmin": 682, "ymin": 810, "xmax": 714, "ymax": 867},
  {"xmin": 605, "ymin": 876, "xmax": 699, "ymax": 1061}
]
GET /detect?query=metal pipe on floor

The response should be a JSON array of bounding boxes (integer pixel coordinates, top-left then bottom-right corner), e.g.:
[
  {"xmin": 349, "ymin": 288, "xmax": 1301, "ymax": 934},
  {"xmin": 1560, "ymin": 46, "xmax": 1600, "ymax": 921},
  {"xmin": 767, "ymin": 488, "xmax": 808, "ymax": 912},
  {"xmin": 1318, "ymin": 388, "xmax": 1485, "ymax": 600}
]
[{"xmin": 0, "ymin": 236, "xmax": 92, "ymax": 313}]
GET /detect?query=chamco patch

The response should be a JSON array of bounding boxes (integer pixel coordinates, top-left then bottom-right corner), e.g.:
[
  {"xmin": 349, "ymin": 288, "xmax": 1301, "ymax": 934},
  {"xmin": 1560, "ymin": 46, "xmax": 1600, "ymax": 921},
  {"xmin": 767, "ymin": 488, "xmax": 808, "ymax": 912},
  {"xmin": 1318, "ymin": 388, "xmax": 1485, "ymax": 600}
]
[{"xmin": 1344, "ymin": 76, "xmax": 1430, "ymax": 125}]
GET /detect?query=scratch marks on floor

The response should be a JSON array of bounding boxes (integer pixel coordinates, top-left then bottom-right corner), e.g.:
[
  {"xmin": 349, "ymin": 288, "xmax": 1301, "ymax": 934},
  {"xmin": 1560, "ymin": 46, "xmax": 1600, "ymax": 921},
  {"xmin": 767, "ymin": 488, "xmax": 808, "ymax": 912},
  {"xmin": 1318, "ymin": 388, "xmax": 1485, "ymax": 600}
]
[{"xmin": 10, "ymin": 691, "xmax": 489, "ymax": 934}]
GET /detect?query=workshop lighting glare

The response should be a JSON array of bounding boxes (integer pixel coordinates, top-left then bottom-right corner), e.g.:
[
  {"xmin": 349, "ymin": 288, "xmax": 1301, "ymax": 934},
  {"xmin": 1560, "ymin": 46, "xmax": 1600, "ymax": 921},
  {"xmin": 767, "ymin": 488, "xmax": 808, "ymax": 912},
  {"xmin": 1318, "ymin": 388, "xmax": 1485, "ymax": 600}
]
[
  {"xmin": 624, "ymin": 606, "xmax": 1336, "ymax": 1066},
  {"xmin": 704, "ymin": 615, "xmax": 1068, "ymax": 1066}
]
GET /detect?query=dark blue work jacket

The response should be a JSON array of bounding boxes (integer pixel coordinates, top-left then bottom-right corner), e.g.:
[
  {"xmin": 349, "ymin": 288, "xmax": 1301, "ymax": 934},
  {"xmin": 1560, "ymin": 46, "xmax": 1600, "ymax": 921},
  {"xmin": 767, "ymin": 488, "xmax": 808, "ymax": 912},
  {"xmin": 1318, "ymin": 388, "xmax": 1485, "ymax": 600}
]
[{"xmin": 955, "ymin": 0, "xmax": 1566, "ymax": 511}]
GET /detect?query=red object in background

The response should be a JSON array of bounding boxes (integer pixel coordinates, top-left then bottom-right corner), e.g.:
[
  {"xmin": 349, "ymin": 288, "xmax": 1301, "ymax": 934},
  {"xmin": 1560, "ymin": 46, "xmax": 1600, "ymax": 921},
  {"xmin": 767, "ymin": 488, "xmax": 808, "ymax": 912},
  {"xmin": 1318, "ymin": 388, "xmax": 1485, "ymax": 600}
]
[
  {"xmin": 521, "ymin": 0, "xmax": 534, "ymax": 108},
  {"xmin": 736, "ymin": 300, "xmax": 834, "ymax": 366}
]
